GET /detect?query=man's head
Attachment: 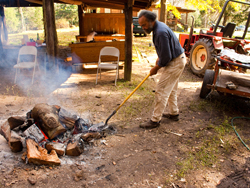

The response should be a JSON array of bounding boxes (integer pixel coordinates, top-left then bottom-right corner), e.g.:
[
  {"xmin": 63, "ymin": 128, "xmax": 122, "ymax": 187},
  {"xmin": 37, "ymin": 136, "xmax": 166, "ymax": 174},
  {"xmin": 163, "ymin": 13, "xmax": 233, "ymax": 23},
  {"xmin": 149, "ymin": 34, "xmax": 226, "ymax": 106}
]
[{"xmin": 138, "ymin": 10, "xmax": 157, "ymax": 34}]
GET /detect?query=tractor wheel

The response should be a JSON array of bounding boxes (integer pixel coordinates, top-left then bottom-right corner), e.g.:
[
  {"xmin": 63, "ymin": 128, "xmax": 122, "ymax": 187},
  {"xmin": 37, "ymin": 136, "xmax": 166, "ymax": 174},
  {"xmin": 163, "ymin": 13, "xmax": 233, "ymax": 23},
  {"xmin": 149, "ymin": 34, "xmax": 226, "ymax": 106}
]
[
  {"xmin": 200, "ymin": 69, "xmax": 215, "ymax": 99},
  {"xmin": 190, "ymin": 38, "xmax": 216, "ymax": 77}
]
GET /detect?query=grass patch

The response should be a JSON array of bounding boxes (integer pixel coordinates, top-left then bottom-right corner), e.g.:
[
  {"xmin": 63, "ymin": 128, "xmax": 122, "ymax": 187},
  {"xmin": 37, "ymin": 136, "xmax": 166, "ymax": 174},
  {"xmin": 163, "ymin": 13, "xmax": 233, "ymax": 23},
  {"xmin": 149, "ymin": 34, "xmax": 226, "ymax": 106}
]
[
  {"xmin": 189, "ymin": 100, "xmax": 213, "ymax": 113},
  {"xmin": 175, "ymin": 116, "xmax": 236, "ymax": 178},
  {"xmin": 114, "ymin": 73, "xmax": 155, "ymax": 126},
  {"xmin": 8, "ymin": 28, "xmax": 79, "ymax": 46}
]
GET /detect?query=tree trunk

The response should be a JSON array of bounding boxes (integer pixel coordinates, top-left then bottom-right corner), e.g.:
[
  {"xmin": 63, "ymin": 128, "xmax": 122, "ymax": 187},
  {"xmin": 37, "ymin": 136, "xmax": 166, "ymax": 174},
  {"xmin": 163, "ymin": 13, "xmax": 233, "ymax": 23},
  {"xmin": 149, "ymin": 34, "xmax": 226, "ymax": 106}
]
[
  {"xmin": 43, "ymin": 0, "xmax": 58, "ymax": 70},
  {"xmin": 0, "ymin": 16, "xmax": 3, "ymax": 57},
  {"xmin": 18, "ymin": 7, "xmax": 26, "ymax": 32},
  {"xmin": 160, "ymin": 0, "xmax": 166, "ymax": 23},
  {"xmin": 223, "ymin": 14, "xmax": 228, "ymax": 26},
  {"xmin": 124, "ymin": 1, "xmax": 133, "ymax": 81},
  {"xmin": 78, "ymin": 5, "xmax": 84, "ymax": 37},
  {"xmin": 42, "ymin": 3, "xmax": 46, "ymax": 42}
]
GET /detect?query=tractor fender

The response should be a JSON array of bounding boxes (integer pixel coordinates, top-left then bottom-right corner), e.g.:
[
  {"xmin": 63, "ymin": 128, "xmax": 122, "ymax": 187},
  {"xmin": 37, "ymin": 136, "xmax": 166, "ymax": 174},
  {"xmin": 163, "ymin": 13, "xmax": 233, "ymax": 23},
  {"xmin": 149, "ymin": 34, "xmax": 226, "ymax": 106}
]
[
  {"xmin": 211, "ymin": 37, "xmax": 224, "ymax": 50},
  {"xmin": 199, "ymin": 34, "xmax": 224, "ymax": 50}
]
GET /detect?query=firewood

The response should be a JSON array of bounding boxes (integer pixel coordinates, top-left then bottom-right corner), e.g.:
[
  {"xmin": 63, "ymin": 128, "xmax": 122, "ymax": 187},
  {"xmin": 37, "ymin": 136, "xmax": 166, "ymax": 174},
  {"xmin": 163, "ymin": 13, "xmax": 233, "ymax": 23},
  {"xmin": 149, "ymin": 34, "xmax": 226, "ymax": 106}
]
[
  {"xmin": 0, "ymin": 121, "xmax": 11, "ymax": 142},
  {"xmin": 81, "ymin": 132, "xmax": 101, "ymax": 142},
  {"xmin": 22, "ymin": 124, "xmax": 45, "ymax": 143},
  {"xmin": 8, "ymin": 116, "xmax": 26, "ymax": 130},
  {"xmin": 59, "ymin": 108, "xmax": 78, "ymax": 129},
  {"xmin": 0, "ymin": 121, "xmax": 23, "ymax": 152},
  {"xmin": 45, "ymin": 142, "xmax": 65, "ymax": 156},
  {"xmin": 66, "ymin": 140, "xmax": 84, "ymax": 156},
  {"xmin": 59, "ymin": 116, "xmax": 75, "ymax": 129},
  {"xmin": 31, "ymin": 103, "xmax": 66, "ymax": 140},
  {"xmin": 26, "ymin": 138, "xmax": 61, "ymax": 166},
  {"xmin": 10, "ymin": 131, "xmax": 23, "ymax": 152}
]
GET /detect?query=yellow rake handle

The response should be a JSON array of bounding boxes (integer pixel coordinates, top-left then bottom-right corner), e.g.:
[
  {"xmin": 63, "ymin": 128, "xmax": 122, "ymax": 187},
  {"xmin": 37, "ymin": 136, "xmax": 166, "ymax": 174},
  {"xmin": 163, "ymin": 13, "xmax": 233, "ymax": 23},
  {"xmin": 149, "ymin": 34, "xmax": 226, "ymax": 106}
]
[
  {"xmin": 115, "ymin": 73, "xmax": 151, "ymax": 112},
  {"xmin": 104, "ymin": 73, "xmax": 151, "ymax": 125}
]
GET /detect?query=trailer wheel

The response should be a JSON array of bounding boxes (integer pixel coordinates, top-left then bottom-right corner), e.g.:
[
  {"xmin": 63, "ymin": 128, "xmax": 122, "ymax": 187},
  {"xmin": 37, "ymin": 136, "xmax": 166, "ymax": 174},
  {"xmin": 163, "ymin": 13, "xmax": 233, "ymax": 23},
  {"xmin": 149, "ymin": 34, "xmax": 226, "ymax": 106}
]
[
  {"xmin": 190, "ymin": 38, "xmax": 216, "ymax": 77},
  {"xmin": 200, "ymin": 69, "xmax": 215, "ymax": 98}
]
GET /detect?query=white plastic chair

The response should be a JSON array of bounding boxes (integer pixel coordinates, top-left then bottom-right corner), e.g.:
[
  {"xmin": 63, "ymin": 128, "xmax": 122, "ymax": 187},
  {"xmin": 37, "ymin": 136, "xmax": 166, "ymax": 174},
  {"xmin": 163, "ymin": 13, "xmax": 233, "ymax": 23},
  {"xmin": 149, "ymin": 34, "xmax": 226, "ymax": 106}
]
[
  {"xmin": 95, "ymin": 47, "xmax": 120, "ymax": 86},
  {"xmin": 14, "ymin": 46, "xmax": 38, "ymax": 84}
]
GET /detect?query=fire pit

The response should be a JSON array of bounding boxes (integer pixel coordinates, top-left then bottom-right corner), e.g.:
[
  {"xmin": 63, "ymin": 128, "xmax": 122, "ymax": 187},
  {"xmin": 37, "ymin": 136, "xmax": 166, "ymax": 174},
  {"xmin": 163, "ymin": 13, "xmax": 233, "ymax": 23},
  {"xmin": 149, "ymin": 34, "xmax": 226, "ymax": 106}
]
[{"xmin": 0, "ymin": 103, "xmax": 111, "ymax": 166}]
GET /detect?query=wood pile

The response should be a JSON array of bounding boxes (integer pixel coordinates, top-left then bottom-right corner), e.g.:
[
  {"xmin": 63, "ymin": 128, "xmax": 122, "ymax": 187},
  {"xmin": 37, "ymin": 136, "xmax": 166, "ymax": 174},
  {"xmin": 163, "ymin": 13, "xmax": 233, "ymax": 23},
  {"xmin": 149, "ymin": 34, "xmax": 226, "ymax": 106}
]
[{"xmin": 0, "ymin": 103, "xmax": 104, "ymax": 166}]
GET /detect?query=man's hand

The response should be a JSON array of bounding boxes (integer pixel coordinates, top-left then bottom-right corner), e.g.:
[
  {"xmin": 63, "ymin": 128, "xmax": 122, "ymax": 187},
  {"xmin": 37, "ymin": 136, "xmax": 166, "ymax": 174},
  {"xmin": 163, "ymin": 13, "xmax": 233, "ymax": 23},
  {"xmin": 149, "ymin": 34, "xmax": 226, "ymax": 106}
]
[{"xmin": 150, "ymin": 65, "xmax": 161, "ymax": 76}]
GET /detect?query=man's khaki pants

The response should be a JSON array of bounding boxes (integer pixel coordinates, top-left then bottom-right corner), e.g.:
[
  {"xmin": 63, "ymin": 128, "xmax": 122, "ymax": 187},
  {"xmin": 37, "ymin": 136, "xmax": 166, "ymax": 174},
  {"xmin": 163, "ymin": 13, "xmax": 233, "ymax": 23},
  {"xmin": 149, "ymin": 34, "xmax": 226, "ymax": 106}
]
[{"xmin": 151, "ymin": 53, "xmax": 186, "ymax": 122}]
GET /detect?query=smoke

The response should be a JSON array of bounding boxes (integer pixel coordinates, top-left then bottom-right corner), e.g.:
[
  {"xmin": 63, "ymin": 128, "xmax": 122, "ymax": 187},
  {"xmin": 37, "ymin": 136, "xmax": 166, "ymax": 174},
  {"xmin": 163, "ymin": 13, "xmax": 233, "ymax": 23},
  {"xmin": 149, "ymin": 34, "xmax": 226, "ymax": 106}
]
[
  {"xmin": 0, "ymin": 46, "xmax": 72, "ymax": 99},
  {"xmin": 0, "ymin": 44, "xmax": 95, "ymax": 122}
]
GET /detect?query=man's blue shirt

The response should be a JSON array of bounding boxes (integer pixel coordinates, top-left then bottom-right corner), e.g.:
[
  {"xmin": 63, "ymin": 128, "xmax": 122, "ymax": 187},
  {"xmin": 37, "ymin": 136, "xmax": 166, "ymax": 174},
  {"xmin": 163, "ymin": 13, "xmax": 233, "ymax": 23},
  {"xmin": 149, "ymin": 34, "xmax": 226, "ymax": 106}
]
[{"xmin": 153, "ymin": 21, "xmax": 184, "ymax": 67}]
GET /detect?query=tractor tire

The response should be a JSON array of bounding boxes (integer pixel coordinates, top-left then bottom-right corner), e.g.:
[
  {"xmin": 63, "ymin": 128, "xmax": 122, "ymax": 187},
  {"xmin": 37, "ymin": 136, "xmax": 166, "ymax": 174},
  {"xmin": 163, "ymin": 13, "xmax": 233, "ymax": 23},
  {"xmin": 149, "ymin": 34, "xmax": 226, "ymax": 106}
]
[
  {"xmin": 200, "ymin": 69, "xmax": 215, "ymax": 99},
  {"xmin": 190, "ymin": 38, "xmax": 216, "ymax": 77}
]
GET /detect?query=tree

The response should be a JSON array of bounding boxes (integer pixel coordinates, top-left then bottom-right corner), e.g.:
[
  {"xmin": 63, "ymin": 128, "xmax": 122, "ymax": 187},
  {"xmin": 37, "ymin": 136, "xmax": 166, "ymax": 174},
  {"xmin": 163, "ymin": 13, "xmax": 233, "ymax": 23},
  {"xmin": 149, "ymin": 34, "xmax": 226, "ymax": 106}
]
[
  {"xmin": 156, "ymin": 1, "xmax": 181, "ymax": 21},
  {"xmin": 54, "ymin": 3, "xmax": 78, "ymax": 26},
  {"xmin": 18, "ymin": 7, "xmax": 25, "ymax": 32},
  {"xmin": 22, "ymin": 7, "xmax": 43, "ymax": 30},
  {"xmin": 160, "ymin": 0, "xmax": 166, "ymax": 23},
  {"xmin": 4, "ymin": 8, "xmax": 21, "ymax": 33},
  {"xmin": 185, "ymin": 0, "xmax": 246, "ymax": 27}
]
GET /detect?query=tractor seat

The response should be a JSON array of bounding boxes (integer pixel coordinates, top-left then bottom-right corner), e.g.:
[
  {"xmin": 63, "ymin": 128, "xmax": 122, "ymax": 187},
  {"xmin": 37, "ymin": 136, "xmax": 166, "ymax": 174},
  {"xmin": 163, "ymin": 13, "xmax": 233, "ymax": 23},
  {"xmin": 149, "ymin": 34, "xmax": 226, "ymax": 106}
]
[{"xmin": 220, "ymin": 22, "xmax": 236, "ymax": 38}]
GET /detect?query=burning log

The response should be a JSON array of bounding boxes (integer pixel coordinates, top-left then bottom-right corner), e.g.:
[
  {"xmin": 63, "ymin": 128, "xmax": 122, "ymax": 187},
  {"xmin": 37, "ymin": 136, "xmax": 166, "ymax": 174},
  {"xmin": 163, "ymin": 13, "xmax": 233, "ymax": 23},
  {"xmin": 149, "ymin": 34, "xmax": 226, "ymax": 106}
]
[
  {"xmin": 1, "ymin": 103, "xmax": 109, "ymax": 165},
  {"xmin": 59, "ymin": 108, "xmax": 78, "ymax": 130},
  {"xmin": 31, "ymin": 103, "xmax": 67, "ymax": 140},
  {"xmin": 26, "ymin": 138, "xmax": 61, "ymax": 166},
  {"xmin": 59, "ymin": 116, "xmax": 76, "ymax": 130},
  {"xmin": 22, "ymin": 124, "xmax": 45, "ymax": 143},
  {"xmin": 0, "ymin": 121, "xmax": 23, "ymax": 152}
]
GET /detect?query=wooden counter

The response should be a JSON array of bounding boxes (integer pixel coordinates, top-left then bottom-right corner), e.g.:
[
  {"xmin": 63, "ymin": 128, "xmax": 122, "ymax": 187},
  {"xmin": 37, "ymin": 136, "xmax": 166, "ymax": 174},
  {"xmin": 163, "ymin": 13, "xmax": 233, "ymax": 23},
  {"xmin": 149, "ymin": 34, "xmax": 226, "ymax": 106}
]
[
  {"xmin": 69, "ymin": 41, "xmax": 125, "ymax": 64},
  {"xmin": 76, "ymin": 35, "xmax": 125, "ymax": 42}
]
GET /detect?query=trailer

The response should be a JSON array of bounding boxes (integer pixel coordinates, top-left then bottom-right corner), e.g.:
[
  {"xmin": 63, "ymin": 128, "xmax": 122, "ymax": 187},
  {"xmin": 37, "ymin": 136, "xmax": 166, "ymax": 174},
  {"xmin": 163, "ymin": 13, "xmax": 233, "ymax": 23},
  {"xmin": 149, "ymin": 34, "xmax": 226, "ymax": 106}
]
[{"xmin": 200, "ymin": 51, "xmax": 250, "ymax": 99}]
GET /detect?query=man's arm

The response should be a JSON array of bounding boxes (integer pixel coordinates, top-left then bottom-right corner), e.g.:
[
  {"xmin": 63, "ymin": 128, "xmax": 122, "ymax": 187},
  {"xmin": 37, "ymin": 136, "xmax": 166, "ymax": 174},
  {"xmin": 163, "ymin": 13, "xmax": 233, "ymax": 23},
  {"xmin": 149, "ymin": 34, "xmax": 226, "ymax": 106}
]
[{"xmin": 150, "ymin": 58, "xmax": 161, "ymax": 75}]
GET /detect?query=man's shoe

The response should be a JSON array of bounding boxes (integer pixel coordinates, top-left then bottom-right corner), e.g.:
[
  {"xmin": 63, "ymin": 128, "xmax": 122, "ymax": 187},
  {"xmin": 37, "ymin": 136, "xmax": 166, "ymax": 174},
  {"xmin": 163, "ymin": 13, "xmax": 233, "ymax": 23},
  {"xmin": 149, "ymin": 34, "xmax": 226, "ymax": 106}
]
[
  {"xmin": 162, "ymin": 113, "xmax": 179, "ymax": 121},
  {"xmin": 139, "ymin": 120, "xmax": 160, "ymax": 129}
]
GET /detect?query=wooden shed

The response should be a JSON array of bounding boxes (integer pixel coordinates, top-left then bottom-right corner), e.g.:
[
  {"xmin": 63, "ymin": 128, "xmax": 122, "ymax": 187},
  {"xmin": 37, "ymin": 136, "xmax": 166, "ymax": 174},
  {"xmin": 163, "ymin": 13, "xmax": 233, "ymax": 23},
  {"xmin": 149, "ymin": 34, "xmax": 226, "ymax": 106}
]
[{"xmin": 1, "ymin": 0, "xmax": 156, "ymax": 81}]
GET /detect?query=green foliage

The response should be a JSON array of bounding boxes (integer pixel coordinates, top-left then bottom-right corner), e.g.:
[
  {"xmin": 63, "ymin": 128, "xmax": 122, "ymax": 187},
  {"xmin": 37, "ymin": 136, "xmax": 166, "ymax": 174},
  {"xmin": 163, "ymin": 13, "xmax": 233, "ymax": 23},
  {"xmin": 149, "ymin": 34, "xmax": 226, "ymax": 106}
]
[
  {"xmin": 186, "ymin": 0, "xmax": 250, "ymax": 27},
  {"xmin": 4, "ymin": 3, "xmax": 78, "ymax": 34},
  {"xmin": 230, "ymin": 4, "xmax": 250, "ymax": 24},
  {"xmin": 4, "ymin": 8, "xmax": 21, "ymax": 33},
  {"xmin": 4, "ymin": 7, "xmax": 43, "ymax": 33},
  {"xmin": 22, "ymin": 7, "xmax": 43, "ymax": 30},
  {"xmin": 54, "ymin": 3, "xmax": 78, "ymax": 26}
]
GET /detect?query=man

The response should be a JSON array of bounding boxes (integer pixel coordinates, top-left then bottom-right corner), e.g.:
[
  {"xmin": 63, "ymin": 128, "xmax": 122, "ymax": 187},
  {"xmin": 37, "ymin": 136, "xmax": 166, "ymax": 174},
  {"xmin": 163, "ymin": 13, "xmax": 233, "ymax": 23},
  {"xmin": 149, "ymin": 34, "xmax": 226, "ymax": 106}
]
[{"xmin": 138, "ymin": 10, "xmax": 186, "ymax": 129}]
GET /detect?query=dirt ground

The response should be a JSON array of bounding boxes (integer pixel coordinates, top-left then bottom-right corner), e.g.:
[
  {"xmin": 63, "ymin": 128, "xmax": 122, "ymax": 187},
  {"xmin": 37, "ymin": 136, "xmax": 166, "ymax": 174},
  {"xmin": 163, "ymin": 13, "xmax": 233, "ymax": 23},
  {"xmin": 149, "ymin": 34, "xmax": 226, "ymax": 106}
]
[{"xmin": 1, "ymin": 36, "xmax": 250, "ymax": 188}]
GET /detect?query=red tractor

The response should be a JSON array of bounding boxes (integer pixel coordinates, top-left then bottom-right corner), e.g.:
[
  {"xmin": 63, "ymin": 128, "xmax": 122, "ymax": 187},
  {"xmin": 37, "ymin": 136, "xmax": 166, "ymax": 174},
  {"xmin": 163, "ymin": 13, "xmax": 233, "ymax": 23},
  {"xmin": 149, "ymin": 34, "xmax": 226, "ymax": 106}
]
[{"xmin": 179, "ymin": 0, "xmax": 250, "ymax": 77}]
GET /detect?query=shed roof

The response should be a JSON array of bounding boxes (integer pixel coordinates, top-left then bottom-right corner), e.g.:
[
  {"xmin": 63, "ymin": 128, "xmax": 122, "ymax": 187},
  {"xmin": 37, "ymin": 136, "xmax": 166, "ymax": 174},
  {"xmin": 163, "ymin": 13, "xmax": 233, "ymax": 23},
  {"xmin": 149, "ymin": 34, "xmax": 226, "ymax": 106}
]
[{"xmin": 2, "ymin": 0, "xmax": 156, "ymax": 11}]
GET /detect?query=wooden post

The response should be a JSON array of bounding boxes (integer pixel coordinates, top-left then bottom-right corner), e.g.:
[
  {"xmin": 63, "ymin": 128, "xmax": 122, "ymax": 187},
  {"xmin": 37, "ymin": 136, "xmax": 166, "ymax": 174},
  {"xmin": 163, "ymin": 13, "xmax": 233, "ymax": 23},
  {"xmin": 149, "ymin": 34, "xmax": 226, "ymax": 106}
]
[
  {"xmin": 43, "ymin": 0, "xmax": 58, "ymax": 70},
  {"xmin": 0, "ymin": 14, "xmax": 3, "ymax": 58},
  {"xmin": 124, "ymin": 0, "xmax": 133, "ymax": 81},
  {"xmin": 160, "ymin": 0, "xmax": 166, "ymax": 23},
  {"xmin": 42, "ymin": 3, "xmax": 46, "ymax": 42},
  {"xmin": 78, "ymin": 5, "xmax": 84, "ymax": 37},
  {"xmin": 0, "ymin": 5, "xmax": 7, "ymax": 61}
]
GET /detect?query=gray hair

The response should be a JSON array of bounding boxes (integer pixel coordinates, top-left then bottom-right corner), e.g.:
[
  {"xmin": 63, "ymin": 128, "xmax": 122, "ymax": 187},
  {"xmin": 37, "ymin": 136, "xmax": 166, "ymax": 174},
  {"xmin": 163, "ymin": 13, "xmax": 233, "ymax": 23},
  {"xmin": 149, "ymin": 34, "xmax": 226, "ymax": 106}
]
[{"xmin": 138, "ymin": 10, "xmax": 157, "ymax": 22}]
